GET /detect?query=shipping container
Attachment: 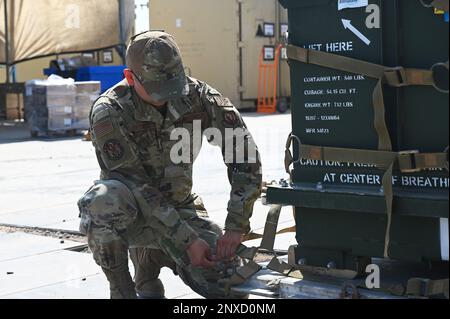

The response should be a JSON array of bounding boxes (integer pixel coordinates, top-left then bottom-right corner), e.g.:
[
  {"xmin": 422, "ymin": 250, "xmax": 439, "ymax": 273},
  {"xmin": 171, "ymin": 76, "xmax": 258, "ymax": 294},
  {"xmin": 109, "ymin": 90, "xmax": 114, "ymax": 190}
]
[
  {"xmin": 267, "ymin": 0, "xmax": 449, "ymax": 272},
  {"xmin": 149, "ymin": 0, "xmax": 291, "ymax": 110}
]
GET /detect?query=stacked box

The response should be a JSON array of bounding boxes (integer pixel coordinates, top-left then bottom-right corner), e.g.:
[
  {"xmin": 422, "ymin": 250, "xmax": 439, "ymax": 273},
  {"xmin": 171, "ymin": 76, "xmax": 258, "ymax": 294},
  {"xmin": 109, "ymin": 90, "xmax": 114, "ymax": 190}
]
[
  {"xmin": 73, "ymin": 82, "xmax": 101, "ymax": 130},
  {"xmin": 24, "ymin": 77, "xmax": 100, "ymax": 135},
  {"xmin": 47, "ymin": 84, "xmax": 76, "ymax": 131},
  {"xmin": 24, "ymin": 80, "xmax": 76, "ymax": 133}
]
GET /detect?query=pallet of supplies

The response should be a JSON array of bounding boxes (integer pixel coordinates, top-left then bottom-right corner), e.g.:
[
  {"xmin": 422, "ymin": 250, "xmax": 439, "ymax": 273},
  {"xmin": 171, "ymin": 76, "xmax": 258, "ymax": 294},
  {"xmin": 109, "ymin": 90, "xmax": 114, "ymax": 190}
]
[{"xmin": 24, "ymin": 75, "xmax": 100, "ymax": 137}]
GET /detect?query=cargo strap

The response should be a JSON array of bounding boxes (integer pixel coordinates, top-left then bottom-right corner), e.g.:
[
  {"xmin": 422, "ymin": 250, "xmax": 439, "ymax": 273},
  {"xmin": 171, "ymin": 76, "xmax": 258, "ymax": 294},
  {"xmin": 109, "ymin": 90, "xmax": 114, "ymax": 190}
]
[
  {"xmin": 266, "ymin": 256, "xmax": 360, "ymax": 281},
  {"xmin": 284, "ymin": 134, "xmax": 449, "ymax": 258},
  {"xmin": 243, "ymin": 226, "xmax": 296, "ymax": 242},
  {"xmin": 420, "ymin": 0, "xmax": 449, "ymax": 11},
  {"xmin": 286, "ymin": 45, "xmax": 441, "ymax": 89},
  {"xmin": 222, "ymin": 205, "xmax": 285, "ymax": 293},
  {"xmin": 224, "ymin": 204, "xmax": 357, "ymax": 291},
  {"xmin": 407, "ymin": 278, "xmax": 449, "ymax": 299},
  {"xmin": 286, "ymin": 44, "xmax": 446, "ymax": 150},
  {"xmin": 226, "ymin": 203, "xmax": 450, "ymax": 299},
  {"xmin": 286, "ymin": 44, "xmax": 448, "ymax": 258},
  {"xmin": 285, "ymin": 138, "xmax": 449, "ymax": 174}
]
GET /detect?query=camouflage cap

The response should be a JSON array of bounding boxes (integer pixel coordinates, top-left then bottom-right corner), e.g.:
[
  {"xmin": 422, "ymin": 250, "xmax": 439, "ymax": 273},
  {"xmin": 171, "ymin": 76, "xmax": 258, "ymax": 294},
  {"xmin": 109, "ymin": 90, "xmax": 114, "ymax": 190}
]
[{"xmin": 126, "ymin": 31, "xmax": 189, "ymax": 103}]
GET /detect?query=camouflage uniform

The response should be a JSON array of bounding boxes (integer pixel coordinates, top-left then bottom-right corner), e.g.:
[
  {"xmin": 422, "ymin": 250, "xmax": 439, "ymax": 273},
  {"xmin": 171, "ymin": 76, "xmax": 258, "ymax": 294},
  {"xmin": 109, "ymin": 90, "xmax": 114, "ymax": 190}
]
[{"xmin": 77, "ymin": 31, "xmax": 262, "ymax": 299}]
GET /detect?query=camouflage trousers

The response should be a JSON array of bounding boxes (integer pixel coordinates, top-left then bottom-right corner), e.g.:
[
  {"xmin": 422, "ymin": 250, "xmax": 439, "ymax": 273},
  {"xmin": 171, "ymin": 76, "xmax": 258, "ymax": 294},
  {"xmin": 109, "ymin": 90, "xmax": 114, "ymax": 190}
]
[{"xmin": 78, "ymin": 179, "xmax": 245, "ymax": 299}]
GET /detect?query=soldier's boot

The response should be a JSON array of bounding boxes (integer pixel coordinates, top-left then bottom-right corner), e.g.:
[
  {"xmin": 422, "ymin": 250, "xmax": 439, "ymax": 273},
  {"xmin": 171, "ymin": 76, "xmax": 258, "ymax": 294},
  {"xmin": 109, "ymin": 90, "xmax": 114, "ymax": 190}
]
[
  {"xmin": 136, "ymin": 279, "xmax": 166, "ymax": 299},
  {"xmin": 78, "ymin": 180, "xmax": 140, "ymax": 300},
  {"xmin": 130, "ymin": 247, "xmax": 176, "ymax": 299},
  {"xmin": 103, "ymin": 267, "xmax": 137, "ymax": 299}
]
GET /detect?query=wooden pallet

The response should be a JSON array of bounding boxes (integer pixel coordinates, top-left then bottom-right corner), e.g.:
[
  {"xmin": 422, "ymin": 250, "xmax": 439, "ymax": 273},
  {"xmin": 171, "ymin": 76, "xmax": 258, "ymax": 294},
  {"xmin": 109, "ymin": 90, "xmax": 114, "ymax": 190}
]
[
  {"xmin": 30, "ymin": 129, "xmax": 87, "ymax": 138},
  {"xmin": 6, "ymin": 93, "xmax": 24, "ymax": 121}
]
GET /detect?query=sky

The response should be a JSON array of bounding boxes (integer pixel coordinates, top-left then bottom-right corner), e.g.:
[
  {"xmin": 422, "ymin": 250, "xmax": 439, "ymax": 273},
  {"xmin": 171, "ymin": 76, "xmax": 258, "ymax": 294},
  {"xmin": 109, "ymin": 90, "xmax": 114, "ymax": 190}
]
[{"xmin": 135, "ymin": 0, "xmax": 150, "ymax": 33}]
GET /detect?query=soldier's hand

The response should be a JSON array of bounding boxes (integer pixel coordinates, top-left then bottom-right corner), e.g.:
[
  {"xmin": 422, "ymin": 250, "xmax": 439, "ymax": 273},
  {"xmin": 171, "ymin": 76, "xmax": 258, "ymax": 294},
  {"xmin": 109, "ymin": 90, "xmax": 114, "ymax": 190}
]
[
  {"xmin": 216, "ymin": 231, "xmax": 244, "ymax": 261},
  {"xmin": 187, "ymin": 239, "xmax": 217, "ymax": 268}
]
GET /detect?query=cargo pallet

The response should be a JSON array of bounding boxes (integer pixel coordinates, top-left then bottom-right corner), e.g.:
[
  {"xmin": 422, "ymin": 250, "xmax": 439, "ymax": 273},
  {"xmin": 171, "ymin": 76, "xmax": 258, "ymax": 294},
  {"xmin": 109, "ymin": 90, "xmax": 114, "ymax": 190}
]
[
  {"xmin": 30, "ymin": 129, "xmax": 87, "ymax": 138},
  {"xmin": 232, "ymin": 254, "xmax": 448, "ymax": 299}
]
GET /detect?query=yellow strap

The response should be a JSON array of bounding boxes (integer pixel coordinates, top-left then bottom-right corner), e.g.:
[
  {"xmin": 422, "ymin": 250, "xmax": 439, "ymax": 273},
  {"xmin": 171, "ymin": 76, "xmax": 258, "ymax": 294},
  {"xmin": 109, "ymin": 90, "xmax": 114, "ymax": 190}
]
[
  {"xmin": 287, "ymin": 45, "xmax": 399, "ymax": 256},
  {"xmin": 382, "ymin": 164, "xmax": 394, "ymax": 258},
  {"xmin": 373, "ymin": 80, "xmax": 393, "ymax": 151},
  {"xmin": 267, "ymin": 257, "xmax": 359, "ymax": 281},
  {"xmin": 300, "ymin": 144, "xmax": 397, "ymax": 166},
  {"xmin": 286, "ymin": 45, "xmax": 384, "ymax": 79},
  {"xmin": 235, "ymin": 245, "xmax": 259, "ymax": 260},
  {"xmin": 221, "ymin": 261, "xmax": 262, "ymax": 295},
  {"xmin": 260, "ymin": 205, "xmax": 283, "ymax": 251},
  {"xmin": 290, "ymin": 143, "xmax": 449, "ymax": 258},
  {"xmin": 244, "ymin": 226, "xmax": 296, "ymax": 242},
  {"xmin": 398, "ymin": 151, "xmax": 450, "ymax": 172},
  {"xmin": 286, "ymin": 45, "xmax": 436, "ymax": 88},
  {"xmin": 223, "ymin": 205, "xmax": 288, "ymax": 293}
]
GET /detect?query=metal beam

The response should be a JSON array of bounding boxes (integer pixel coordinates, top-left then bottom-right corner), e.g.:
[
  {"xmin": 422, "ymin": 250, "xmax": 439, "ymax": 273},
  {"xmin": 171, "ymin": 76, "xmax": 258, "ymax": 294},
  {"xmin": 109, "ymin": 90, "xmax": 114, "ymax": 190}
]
[
  {"xmin": 118, "ymin": 0, "xmax": 126, "ymax": 65},
  {"xmin": 3, "ymin": 0, "xmax": 10, "ymax": 84}
]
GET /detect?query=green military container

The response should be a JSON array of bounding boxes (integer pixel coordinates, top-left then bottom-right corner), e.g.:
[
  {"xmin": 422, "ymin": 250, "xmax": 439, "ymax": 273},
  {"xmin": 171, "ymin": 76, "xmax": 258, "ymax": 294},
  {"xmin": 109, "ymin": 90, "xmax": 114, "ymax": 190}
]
[{"xmin": 268, "ymin": 0, "xmax": 449, "ymax": 272}]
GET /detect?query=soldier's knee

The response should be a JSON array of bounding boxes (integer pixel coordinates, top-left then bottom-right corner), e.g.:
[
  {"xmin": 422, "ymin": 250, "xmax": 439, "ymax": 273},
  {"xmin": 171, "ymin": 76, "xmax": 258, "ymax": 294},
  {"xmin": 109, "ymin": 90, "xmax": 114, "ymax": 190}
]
[
  {"xmin": 90, "ymin": 239, "xmax": 130, "ymax": 270},
  {"xmin": 78, "ymin": 180, "xmax": 139, "ymax": 234}
]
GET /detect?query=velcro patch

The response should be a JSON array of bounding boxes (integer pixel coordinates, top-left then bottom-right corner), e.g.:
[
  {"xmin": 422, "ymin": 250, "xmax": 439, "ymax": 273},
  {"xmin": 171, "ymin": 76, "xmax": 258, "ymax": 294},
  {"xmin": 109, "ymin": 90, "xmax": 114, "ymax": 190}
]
[
  {"xmin": 214, "ymin": 96, "xmax": 233, "ymax": 107},
  {"xmin": 92, "ymin": 119, "xmax": 114, "ymax": 139},
  {"xmin": 103, "ymin": 139, "xmax": 125, "ymax": 161},
  {"xmin": 224, "ymin": 111, "xmax": 239, "ymax": 127}
]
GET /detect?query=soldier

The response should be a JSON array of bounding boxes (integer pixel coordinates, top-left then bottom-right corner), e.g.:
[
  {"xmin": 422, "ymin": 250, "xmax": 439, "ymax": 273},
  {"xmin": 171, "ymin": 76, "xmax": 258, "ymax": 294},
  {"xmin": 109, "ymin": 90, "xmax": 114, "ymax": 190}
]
[{"xmin": 77, "ymin": 31, "xmax": 262, "ymax": 299}]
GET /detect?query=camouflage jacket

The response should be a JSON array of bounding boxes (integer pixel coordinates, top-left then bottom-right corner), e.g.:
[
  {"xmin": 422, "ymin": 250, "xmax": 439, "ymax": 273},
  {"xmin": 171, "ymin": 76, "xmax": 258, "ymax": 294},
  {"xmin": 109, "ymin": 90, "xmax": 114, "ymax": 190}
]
[{"xmin": 89, "ymin": 77, "xmax": 262, "ymax": 250}]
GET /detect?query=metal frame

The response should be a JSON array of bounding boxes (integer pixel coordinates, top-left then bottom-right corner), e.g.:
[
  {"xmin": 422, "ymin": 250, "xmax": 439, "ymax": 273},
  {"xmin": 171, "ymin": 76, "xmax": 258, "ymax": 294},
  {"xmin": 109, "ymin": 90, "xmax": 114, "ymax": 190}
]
[
  {"xmin": 1, "ymin": 0, "xmax": 129, "ymax": 74},
  {"xmin": 3, "ymin": 0, "xmax": 10, "ymax": 84},
  {"xmin": 231, "ymin": 256, "xmax": 405, "ymax": 299}
]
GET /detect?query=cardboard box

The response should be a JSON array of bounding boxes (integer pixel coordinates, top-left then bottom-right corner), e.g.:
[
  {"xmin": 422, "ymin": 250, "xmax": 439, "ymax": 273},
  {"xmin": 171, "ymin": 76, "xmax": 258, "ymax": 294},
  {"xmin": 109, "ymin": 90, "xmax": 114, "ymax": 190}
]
[
  {"xmin": 24, "ymin": 78, "xmax": 100, "ymax": 134},
  {"xmin": 6, "ymin": 93, "xmax": 24, "ymax": 121}
]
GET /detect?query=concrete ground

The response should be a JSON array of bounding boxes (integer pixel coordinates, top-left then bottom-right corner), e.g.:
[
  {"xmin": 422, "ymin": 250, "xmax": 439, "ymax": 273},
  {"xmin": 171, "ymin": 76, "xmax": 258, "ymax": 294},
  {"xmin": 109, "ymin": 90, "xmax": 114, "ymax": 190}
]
[{"xmin": 0, "ymin": 112, "xmax": 296, "ymax": 299}]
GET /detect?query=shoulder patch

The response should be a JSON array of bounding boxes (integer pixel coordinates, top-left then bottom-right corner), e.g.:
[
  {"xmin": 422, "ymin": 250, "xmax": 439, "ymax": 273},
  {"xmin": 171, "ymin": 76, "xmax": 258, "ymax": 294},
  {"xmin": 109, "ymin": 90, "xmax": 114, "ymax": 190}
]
[
  {"xmin": 92, "ymin": 118, "xmax": 114, "ymax": 139},
  {"xmin": 214, "ymin": 96, "xmax": 234, "ymax": 107},
  {"xmin": 102, "ymin": 139, "xmax": 125, "ymax": 161},
  {"xmin": 91, "ymin": 99, "xmax": 113, "ymax": 121},
  {"xmin": 223, "ymin": 111, "xmax": 239, "ymax": 127}
]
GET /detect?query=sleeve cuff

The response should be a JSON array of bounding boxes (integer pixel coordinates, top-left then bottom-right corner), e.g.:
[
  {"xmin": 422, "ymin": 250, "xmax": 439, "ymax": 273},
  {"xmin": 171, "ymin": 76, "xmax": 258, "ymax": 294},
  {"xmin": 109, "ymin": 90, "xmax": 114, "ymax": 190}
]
[
  {"xmin": 224, "ymin": 212, "xmax": 251, "ymax": 234},
  {"xmin": 174, "ymin": 221, "xmax": 200, "ymax": 250}
]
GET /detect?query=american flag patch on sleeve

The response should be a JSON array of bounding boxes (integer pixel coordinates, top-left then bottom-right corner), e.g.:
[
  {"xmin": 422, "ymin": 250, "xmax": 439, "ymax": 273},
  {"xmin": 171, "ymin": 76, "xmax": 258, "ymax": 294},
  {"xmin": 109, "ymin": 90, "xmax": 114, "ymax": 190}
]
[
  {"xmin": 214, "ymin": 96, "xmax": 233, "ymax": 107},
  {"xmin": 92, "ymin": 119, "xmax": 114, "ymax": 139}
]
